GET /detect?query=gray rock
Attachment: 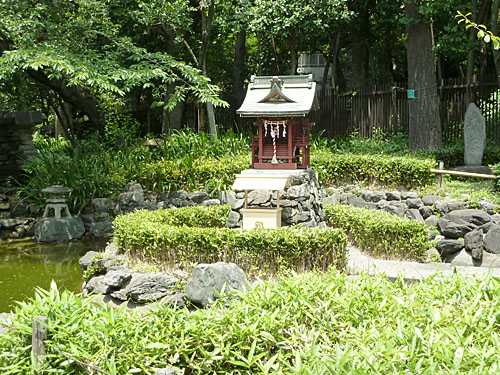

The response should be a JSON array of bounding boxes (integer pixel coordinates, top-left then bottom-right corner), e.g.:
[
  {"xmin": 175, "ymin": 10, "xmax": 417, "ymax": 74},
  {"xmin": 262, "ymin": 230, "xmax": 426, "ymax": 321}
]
[
  {"xmin": 382, "ymin": 202, "xmax": 407, "ymax": 218},
  {"xmin": 202, "ymin": 199, "xmax": 221, "ymax": 206},
  {"xmin": 322, "ymin": 195, "xmax": 340, "ymax": 205},
  {"xmin": 448, "ymin": 201, "xmax": 466, "ymax": 212},
  {"xmin": 491, "ymin": 214, "xmax": 500, "ymax": 225},
  {"xmin": 169, "ymin": 190, "xmax": 189, "ymax": 201},
  {"xmin": 425, "ymin": 215, "xmax": 439, "ymax": 228},
  {"xmin": 93, "ymin": 198, "xmax": 114, "ymax": 213},
  {"xmin": 386, "ymin": 191, "xmax": 401, "ymax": 201},
  {"xmin": 406, "ymin": 198, "xmax": 423, "ymax": 209},
  {"xmin": 484, "ymin": 224, "xmax": 500, "ymax": 254},
  {"xmin": 340, "ymin": 193, "xmax": 371, "ymax": 208},
  {"xmin": 287, "ymin": 184, "xmax": 308, "ymax": 200},
  {"xmin": 405, "ymin": 209, "xmax": 424, "ymax": 222},
  {"xmin": 34, "ymin": 217, "xmax": 85, "ymax": 243},
  {"xmin": 478, "ymin": 222, "xmax": 492, "ymax": 234},
  {"xmin": 419, "ymin": 205, "xmax": 433, "ymax": 219},
  {"xmin": 437, "ymin": 240, "xmax": 464, "ymax": 256},
  {"xmin": 79, "ymin": 251, "xmax": 100, "ymax": 272},
  {"xmin": 124, "ymin": 182, "xmax": 143, "ymax": 192},
  {"xmin": 282, "ymin": 207, "xmax": 298, "ymax": 223},
  {"xmin": 478, "ymin": 200, "xmax": 497, "ymax": 214},
  {"xmin": 103, "ymin": 242, "xmax": 119, "ymax": 258},
  {"xmin": 428, "ymin": 230, "xmax": 437, "ymax": 241},
  {"xmin": 437, "ymin": 209, "xmax": 491, "ymax": 239},
  {"xmin": 96, "ymin": 256, "xmax": 119, "ymax": 272},
  {"xmin": 90, "ymin": 221, "xmax": 114, "ymax": 238},
  {"xmin": 425, "ymin": 247, "xmax": 441, "ymax": 263},
  {"xmin": 116, "ymin": 190, "xmax": 145, "ymax": 214},
  {"xmin": 162, "ymin": 293, "xmax": 186, "ymax": 309},
  {"xmin": 231, "ymin": 199, "xmax": 245, "ymax": 211},
  {"xmin": 464, "ymin": 229, "xmax": 483, "ymax": 260},
  {"xmin": 279, "ymin": 199, "xmax": 298, "ymax": 208},
  {"xmin": 247, "ymin": 190, "xmax": 271, "ymax": 205},
  {"xmin": 401, "ymin": 191, "xmax": 418, "ymax": 200},
  {"xmin": 361, "ymin": 190, "xmax": 386, "ymax": 203},
  {"xmin": 446, "ymin": 249, "xmax": 500, "ymax": 267},
  {"xmin": 464, "ymin": 102, "xmax": 486, "ymax": 166},
  {"xmin": 185, "ymin": 262, "xmax": 247, "ymax": 307},
  {"xmin": 190, "ymin": 191, "xmax": 209, "ymax": 204},
  {"xmin": 434, "ymin": 201, "xmax": 449, "ymax": 216},
  {"xmin": 117, "ymin": 273, "xmax": 179, "ymax": 303},
  {"xmin": 225, "ymin": 211, "xmax": 241, "ymax": 228},
  {"xmin": 422, "ymin": 195, "xmax": 439, "ymax": 206},
  {"xmin": 86, "ymin": 275, "xmax": 113, "ymax": 295}
]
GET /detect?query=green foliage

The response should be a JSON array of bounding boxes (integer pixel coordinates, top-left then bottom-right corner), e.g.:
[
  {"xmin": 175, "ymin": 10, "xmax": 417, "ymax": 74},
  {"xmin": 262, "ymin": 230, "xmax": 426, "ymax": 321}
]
[
  {"xmin": 430, "ymin": 138, "xmax": 500, "ymax": 168},
  {"xmin": 457, "ymin": 11, "xmax": 500, "ymax": 49},
  {"xmin": 311, "ymin": 148, "xmax": 436, "ymax": 189},
  {"xmin": 324, "ymin": 204, "xmax": 431, "ymax": 261},
  {"xmin": 113, "ymin": 206, "xmax": 348, "ymax": 276},
  {"xmin": 138, "ymin": 153, "xmax": 251, "ymax": 194},
  {"xmin": 103, "ymin": 113, "xmax": 141, "ymax": 149},
  {"xmin": 4, "ymin": 271, "xmax": 500, "ymax": 373}
]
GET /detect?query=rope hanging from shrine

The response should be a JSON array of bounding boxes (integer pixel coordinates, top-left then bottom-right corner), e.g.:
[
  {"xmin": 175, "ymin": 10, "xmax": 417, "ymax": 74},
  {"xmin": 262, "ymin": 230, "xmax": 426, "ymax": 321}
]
[{"xmin": 264, "ymin": 120, "xmax": 287, "ymax": 164}]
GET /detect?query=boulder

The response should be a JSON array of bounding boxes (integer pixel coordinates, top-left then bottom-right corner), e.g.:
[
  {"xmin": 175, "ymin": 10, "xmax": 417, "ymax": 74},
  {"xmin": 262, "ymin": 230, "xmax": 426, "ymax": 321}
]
[
  {"xmin": 79, "ymin": 251, "xmax": 100, "ymax": 272},
  {"xmin": 190, "ymin": 191, "xmax": 209, "ymax": 204},
  {"xmin": 436, "ymin": 239, "xmax": 464, "ymax": 256},
  {"xmin": 422, "ymin": 195, "xmax": 439, "ymax": 206},
  {"xmin": 425, "ymin": 215, "xmax": 438, "ymax": 228},
  {"xmin": 406, "ymin": 198, "xmax": 423, "ymax": 209},
  {"xmin": 185, "ymin": 262, "xmax": 247, "ymax": 307},
  {"xmin": 89, "ymin": 221, "xmax": 114, "ymax": 238},
  {"xmin": 34, "ymin": 217, "xmax": 85, "ymax": 243},
  {"xmin": 401, "ymin": 191, "xmax": 418, "ymax": 200},
  {"xmin": 86, "ymin": 269, "xmax": 133, "ymax": 296},
  {"xmin": 382, "ymin": 202, "xmax": 407, "ymax": 218},
  {"xmin": 202, "ymin": 199, "xmax": 221, "ymax": 206},
  {"xmin": 386, "ymin": 191, "xmax": 401, "ymax": 201},
  {"xmin": 116, "ymin": 273, "xmax": 179, "ymax": 303},
  {"xmin": 437, "ymin": 209, "xmax": 491, "ymax": 239},
  {"xmin": 448, "ymin": 201, "xmax": 466, "ymax": 212},
  {"xmin": 93, "ymin": 198, "xmax": 114, "ymax": 214},
  {"xmin": 419, "ymin": 205, "xmax": 433, "ymax": 219},
  {"xmin": 286, "ymin": 184, "xmax": 309, "ymax": 200},
  {"xmin": 446, "ymin": 249, "xmax": 500, "ymax": 268},
  {"xmin": 322, "ymin": 195, "xmax": 341, "ymax": 205},
  {"xmin": 405, "ymin": 209, "xmax": 424, "ymax": 222},
  {"xmin": 360, "ymin": 190, "xmax": 386, "ymax": 203},
  {"xmin": 225, "ymin": 211, "xmax": 241, "ymax": 228},
  {"xmin": 168, "ymin": 190, "xmax": 191, "ymax": 207},
  {"xmin": 484, "ymin": 224, "xmax": 500, "ymax": 254},
  {"xmin": 434, "ymin": 201, "xmax": 449, "ymax": 216},
  {"xmin": 231, "ymin": 199, "xmax": 245, "ymax": 211},
  {"xmin": 464, "ymin": 229, "xmax": 483, "ymax": 260}
]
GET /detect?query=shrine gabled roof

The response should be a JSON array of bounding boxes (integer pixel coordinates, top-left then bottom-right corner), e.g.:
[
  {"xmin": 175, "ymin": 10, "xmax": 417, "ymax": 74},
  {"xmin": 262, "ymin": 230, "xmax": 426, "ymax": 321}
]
[{"xmin": 237, "ymin": 74, "xmax": 317, "ymax": 117}]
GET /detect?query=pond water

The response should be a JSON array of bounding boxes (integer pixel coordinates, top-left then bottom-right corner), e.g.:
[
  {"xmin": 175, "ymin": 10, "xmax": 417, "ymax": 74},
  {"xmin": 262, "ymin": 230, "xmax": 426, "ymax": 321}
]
[{"xmin": 0, "ymin": 238, "xmax": 106, "ymax": 313}]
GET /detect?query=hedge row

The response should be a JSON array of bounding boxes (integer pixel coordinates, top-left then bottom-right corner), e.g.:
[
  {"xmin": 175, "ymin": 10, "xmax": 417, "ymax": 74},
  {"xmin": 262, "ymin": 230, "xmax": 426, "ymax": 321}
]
[
  {"xmin": 311, "ymin": 149, "xmax": 436, "ymax": 189},
  {"xmin": 113, "ymin": 206, "xmax": 348, "ymax": 276},
  {"xmin": 137, "ymin": 153, "xmax": 251, "ymax": 194},
  {"xmin": 323, "ymin": 204, "xmax": 431, "ymax": 261}
]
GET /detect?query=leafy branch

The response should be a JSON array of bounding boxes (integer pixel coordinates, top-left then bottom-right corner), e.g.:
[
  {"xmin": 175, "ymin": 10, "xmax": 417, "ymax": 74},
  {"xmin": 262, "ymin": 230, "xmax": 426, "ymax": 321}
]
[{"xmin": 456, "ymin": 10, "xmax": 500, "ymax": 49}]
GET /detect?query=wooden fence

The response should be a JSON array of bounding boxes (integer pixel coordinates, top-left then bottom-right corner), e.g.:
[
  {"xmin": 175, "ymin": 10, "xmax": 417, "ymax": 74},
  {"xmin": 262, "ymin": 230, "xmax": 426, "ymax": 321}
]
[{"xmin": 310, "ymin": 76, "xmax": 500, "ymax": 143}]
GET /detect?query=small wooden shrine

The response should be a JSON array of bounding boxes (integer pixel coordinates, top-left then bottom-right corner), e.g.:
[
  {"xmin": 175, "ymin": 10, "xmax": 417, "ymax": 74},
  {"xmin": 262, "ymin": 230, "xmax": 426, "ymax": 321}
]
[{"xmin": 237, "ymin": 74, "xmax": 317, "ymax": 169}]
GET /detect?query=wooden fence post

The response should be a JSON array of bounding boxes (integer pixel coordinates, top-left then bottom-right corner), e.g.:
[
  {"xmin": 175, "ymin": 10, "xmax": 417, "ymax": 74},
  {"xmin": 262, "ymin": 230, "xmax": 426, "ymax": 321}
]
[{"xmin": 32, "ymin": 316, "xmax": 48, "ymax": 367}]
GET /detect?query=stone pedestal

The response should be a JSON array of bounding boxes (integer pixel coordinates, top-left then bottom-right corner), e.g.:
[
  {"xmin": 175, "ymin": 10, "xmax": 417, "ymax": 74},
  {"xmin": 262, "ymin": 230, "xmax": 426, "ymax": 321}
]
[
  {"xmin": 226, "ymin": 168, "xmax": 325, "ymax": 228},
  {"xmin": 34, "ymin": 217, "xmax": 85, "ymax": 243}
]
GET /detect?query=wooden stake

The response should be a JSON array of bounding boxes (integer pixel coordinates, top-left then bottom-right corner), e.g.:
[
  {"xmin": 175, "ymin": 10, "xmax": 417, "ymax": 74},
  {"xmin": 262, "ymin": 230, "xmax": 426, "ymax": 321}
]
[
  {"xmin": 437, "ymin": 161, "xmax": 444, "ymax": 188},
  {"xmin": 32, "ymin": 316, "xmax": 48, "ymax": 367}
]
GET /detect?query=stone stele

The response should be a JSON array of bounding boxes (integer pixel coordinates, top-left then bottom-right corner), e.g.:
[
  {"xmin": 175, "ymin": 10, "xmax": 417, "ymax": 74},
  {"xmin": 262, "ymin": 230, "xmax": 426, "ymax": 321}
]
[{"xmin": 464, "ymin": 102, "xmax": 486, "ymax": 166}]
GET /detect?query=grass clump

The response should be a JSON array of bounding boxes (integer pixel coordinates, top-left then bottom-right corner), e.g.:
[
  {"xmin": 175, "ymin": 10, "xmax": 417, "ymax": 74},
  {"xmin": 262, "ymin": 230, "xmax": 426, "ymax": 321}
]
[
  {"xmin": 324, "ymin": 204, "xmax": 431, "ymax": 261},
  {"xmin": 113, "ymin": 206, "xmax": 348, "ymax": 276},
  {"xmin": 3, "ymin": 271, "xmax": 500, "ymax": 374}
]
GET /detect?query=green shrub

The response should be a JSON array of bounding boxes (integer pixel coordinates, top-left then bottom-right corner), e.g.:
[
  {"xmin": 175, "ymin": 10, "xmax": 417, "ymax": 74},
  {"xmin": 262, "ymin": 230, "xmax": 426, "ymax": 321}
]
[
  {"xmin": 312, "ymin": 149, "xmax": 436, "ymax": 189},
  {"xmin": 113, "ymin": 206, "xmax": 348, "ymax": 276},
  {"xmin": 324, "ymin": 204, "xmax": 431, "ymax": 261},
  {"xmin": 3, "ymin": 271, "xmax": 500, "ymax": 374},
  {"xmin": 138, "ymin": 153, "xmax": 251, "ymax": 194}
]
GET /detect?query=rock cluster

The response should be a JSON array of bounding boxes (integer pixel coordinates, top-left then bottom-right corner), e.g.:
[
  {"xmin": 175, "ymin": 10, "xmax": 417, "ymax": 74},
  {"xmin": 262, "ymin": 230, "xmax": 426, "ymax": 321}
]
[
  {"xmin": 80, "ymin": 245, "xmax": 247, "ymax": 310},
  {"xmin": 323, "ymin": 186, "xmax": 500, "ymax": 266},
  {"xmin": 225, "ymin": 168, "xmax": 325, "ymax": 228}
]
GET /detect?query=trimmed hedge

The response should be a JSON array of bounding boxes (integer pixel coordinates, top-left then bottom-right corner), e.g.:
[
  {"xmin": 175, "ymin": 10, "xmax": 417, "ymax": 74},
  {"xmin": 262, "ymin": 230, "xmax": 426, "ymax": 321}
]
[
  {"xmin": 113, "ymin": 206, "xmax": 348, "ymax": 275},
  {"xmin": 311, "ymin": 149, "xmax": 436, "ymax": 189},
  {"xmin": 324, "ymin": 204, "xmax": 431, "ymax": 261}
]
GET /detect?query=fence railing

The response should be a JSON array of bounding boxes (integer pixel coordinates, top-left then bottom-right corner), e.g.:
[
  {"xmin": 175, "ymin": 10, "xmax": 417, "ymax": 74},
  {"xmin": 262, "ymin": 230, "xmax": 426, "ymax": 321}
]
[{"xmin": 309, "ymin": 76, "xmax": 500, "ymax": 143}]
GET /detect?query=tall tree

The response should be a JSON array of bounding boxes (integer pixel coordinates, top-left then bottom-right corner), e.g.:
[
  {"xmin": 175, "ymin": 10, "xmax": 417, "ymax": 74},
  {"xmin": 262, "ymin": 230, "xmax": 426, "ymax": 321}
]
[{"xmin": 405, "ymin": 0, "xmax": 442, "ymax": 150}]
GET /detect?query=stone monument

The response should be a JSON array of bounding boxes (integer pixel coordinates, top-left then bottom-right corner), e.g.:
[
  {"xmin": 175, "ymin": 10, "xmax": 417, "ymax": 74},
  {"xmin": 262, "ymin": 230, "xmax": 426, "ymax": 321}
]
[{"xmin": 464, "ymin": 103, "xmax": 486, "ymax": 167}]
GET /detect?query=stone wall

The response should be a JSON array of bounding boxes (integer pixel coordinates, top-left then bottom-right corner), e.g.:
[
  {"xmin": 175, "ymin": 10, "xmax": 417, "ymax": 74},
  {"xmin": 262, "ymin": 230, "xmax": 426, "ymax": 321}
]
[
  {"xmin": 225, "ymin": 168, "xmax": 325, "ymax": 229},
  {"xmin": 0, "ymin": 111, "xmax": 42, "ymax": 184}
]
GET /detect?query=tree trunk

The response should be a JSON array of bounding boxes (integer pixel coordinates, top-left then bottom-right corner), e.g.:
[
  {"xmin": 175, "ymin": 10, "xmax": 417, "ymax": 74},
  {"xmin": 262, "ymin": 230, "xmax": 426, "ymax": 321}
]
[
  {"xmin": 405, "ymin": 0, "xmax": 442, "ymax": 151},
  {"xmin": 287, "ymin": 28, "xmax": 298, "ymax": 75},
  {"xmin": 351, "ymin": 4, "xmax": 371, "ymax": 87},
  {"xmin": 198, "ymin": 0, "xmax": 217, "ymax": 139},
  {"xmin": 491, "ymin": 0, "xmax": 500, "ymax": 86},
  {"xmin": 232, "ymin": 29, "xmax": 247, "ymax": 114}
]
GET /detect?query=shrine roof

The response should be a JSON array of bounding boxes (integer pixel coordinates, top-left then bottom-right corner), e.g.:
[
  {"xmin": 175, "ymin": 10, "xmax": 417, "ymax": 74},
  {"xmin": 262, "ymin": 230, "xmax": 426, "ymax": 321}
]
[{"xmin": 237, "ymin": 74, "xmax": 317, "ymax": 117}]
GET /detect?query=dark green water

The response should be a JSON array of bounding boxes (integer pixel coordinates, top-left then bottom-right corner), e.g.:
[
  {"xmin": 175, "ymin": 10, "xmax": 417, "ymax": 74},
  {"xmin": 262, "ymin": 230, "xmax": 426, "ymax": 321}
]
[{"xmin": 0, "ymin": 239, "xmax": 106, "ymax": 313}]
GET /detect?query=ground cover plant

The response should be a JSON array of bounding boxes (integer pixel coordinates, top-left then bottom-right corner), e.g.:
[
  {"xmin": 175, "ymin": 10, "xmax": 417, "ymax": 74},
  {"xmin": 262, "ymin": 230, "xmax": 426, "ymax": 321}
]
[
  {"xmin": 113, "ymin": 206, "xmax": 348, "ymax": 276},
  {"xmin": 2, "ymin": 270, "xmax": 500, "ymax": 374},
  {"xmin": 323, "ymin": 204, "xmax": 432, "ymax": 261}
]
